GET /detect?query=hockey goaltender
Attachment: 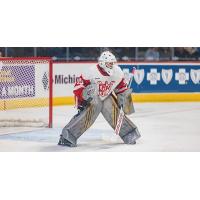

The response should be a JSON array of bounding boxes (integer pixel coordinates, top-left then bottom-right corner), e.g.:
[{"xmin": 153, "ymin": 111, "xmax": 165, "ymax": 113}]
[{"xmin": 58, "ymin": 51, "xmax": 141, "ymax": 147}]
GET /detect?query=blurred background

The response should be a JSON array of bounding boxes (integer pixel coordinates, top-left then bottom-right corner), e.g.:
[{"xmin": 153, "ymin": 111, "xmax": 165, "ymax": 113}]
[{"xmin": 0, "ymin": 47, "xmax": 200, "ymax": 61}]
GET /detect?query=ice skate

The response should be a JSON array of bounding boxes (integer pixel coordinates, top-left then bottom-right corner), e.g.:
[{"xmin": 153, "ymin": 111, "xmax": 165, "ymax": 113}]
[{"xmin": 58, "ymin": 135, "xmax": 77, "ymax": 147}]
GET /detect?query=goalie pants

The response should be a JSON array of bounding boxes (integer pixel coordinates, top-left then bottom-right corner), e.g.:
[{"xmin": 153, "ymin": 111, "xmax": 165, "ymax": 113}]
[{"xmin": 61, "ymin": 95, "xmax": 141, "ymax": 145}]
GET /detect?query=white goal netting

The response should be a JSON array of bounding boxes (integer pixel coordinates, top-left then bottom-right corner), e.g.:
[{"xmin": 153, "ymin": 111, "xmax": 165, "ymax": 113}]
[{"xmin": 0, "ymin": 58, "xmax": 53, "ymax": 127}]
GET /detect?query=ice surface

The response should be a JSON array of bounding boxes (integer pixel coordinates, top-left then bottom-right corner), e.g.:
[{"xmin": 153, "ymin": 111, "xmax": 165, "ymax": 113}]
[{"xmin": 0, "ymin": 102, "xmax": 200, "ymax": 152}]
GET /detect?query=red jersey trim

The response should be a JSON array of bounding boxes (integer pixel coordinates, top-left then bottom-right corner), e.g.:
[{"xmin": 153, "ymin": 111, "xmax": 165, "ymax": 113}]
[{"xmin": 97, "ymin": 64, "xmax": 109, "ymax": 76}]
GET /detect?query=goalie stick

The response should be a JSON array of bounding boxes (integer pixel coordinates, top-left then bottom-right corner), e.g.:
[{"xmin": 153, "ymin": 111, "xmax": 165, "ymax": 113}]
[{"xmin": 114, "ymin": 67, "xmax": 135, "ymax": 135}]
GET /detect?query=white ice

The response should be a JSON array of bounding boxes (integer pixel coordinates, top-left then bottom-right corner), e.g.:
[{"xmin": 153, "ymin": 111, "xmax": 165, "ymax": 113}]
[{"xmin": 0, "ymin": 102, "xmax": 200, "ymax": 152}]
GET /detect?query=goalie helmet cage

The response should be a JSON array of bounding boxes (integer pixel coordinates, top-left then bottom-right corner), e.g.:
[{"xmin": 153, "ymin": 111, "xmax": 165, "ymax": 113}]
[{"xmin": 0, "ymin": 57, "xmax": 53, "ymax": 128}]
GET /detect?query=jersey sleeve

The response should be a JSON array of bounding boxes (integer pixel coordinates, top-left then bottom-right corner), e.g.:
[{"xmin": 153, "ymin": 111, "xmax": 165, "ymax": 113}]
[
  {"xmin": 114, "ymin": 78, "xmax": 128, "ymax": 95},
  {"xmin": 73, "ymin": 74, "xmax": 91, "ymax": 106}
]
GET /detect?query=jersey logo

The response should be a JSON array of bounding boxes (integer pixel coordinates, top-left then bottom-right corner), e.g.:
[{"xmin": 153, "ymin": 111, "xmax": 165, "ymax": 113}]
[{"xmin": 97, "ymin": 81, "xmax": 115, "ymax": 97}]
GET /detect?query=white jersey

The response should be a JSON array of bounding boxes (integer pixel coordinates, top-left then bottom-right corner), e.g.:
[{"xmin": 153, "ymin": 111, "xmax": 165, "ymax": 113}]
[{"xmin": 74, "ymin": 64, "xmax": 127, "ymax": 102}]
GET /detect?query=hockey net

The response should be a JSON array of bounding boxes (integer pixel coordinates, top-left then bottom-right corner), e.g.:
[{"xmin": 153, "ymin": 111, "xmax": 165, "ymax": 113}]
[{"xmin": 0, "ymin": 57, "xmax": 53, "ymax": 127}]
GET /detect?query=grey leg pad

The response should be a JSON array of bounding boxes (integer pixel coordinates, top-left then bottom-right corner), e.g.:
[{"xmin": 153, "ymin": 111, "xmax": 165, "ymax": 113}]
[
  {"xmin": 121, "ymin": 127, "xmax": 140, "ymax": 144},
  {"xmin": 62, "ymin": 96, "xmax": 102, "ymax": 145},
  {"xmin": 101, "ymin": 95, "xmax": 141, "ymax": 143}
]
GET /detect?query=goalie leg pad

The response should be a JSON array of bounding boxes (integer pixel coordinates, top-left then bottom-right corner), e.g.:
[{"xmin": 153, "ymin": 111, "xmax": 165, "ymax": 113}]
[
  {"xmin": 101, "ymin": 95, "xmax": 120, "ymax": 130},
  {"xmin": 121, "ymin": 127, "xmax": 140, "ymax": 144},
  {"xmin": 101, "ymin": 95, "xmax": 140, "ymax": 143},
  {"xmin": 61, "ymin": 96, "xmax": 102, "ymax": 146},
  {"xmin": 118, "ymin": 116, "xmax": 141, "ymax": 143}
]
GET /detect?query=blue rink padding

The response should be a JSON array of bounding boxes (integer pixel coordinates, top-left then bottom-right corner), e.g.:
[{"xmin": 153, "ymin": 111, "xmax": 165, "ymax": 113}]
[{"xmin": 119, "ymin": 63, "xmax": 200, "ymax": 93}]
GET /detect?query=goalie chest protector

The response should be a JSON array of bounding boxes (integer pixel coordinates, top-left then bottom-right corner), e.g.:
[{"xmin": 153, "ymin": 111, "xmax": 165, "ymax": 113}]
[{"xmin": 83, "ymin": 64, "xmax": 124, "ymax": 101}]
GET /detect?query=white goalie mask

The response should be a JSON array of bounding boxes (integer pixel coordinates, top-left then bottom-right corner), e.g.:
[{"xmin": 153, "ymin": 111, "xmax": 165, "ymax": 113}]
[{"xmin": 98, "ymin": 51, "xmax": 117, "ymax": 76}]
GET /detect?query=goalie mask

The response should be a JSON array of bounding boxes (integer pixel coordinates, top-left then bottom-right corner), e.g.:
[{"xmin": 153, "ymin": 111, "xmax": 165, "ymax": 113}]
[{"xmin": 98, "ymin": 51, "xmax": 117, "ymax": 76}]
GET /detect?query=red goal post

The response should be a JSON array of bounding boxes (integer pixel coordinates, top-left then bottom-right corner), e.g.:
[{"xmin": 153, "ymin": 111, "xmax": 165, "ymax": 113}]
[{"xmin": 0, "ymin": 57, "xmax": 53, "ymax": 128}]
